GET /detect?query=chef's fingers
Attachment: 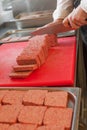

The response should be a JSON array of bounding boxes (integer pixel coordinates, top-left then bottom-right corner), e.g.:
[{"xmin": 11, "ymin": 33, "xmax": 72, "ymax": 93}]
[
  {"xmin": 63, "ymin": 16, "xmax": 80, "ymax": 29},
  {"xmin": 72, "ymin": 17, "xmax": 87, "ymax": 26},
  {"xmin": 63, "ymin": 17, "xmax": 71, "ymax": 28}
]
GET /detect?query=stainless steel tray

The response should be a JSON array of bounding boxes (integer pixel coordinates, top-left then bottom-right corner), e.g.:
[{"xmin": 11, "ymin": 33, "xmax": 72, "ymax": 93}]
[
  {"xmin": 15, "ymin": 10, "xmax": 53, "ymax": 19},
  {"xmin": 0, "ymin": 87, "xmax": 81, "ymax": 130},
  {"xmin": 0, "ymin": 28, "xmax": 36, "ymax": 44},
  {"xmin": 10, "ymin": 10, "xmax": 53, "ymax": 29}
]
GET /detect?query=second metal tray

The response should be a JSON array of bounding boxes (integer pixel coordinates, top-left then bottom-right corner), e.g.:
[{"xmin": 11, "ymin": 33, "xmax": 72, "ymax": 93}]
[
  {"xmin": 0, "ymin": 87, "xmax": 81, "ymax": 130},
  {"xmin": 0, "ymin": 28, "xmax": 36, "ymax": 44},
  {"xmin": 12, "ymin": 10, "xmax": 53, "ymax": 29}
]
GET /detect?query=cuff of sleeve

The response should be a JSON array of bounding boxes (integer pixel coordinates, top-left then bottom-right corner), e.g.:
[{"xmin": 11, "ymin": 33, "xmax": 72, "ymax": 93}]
[
  {"xmin": 80, "ymin": 0, "xmax": 87, "ymax": 13},
  {"xmin": 53, "ymin": 6, "xmax": 73, "ymax": 20}
]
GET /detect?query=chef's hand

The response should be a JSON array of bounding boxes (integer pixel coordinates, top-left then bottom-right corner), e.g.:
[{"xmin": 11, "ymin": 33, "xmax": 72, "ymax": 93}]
[
  {"xmin": 63, "ymin": 5, "xmax": 87, "ymax": 29},
  {"xmin": 41, "ymin": 19, "xmax": 63, "ymax": 27},
  {"xmin": 31, "ymin": 19, "xmax": 63, "ymax": 36}
]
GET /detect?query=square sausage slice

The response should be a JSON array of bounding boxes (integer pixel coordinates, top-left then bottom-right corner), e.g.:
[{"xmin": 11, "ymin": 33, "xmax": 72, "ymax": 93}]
[
  {"xmin": 0, "ymin": 90, "xmax": 9, "ymax": 103},
  {"xmin": 44, "ymin": 91, "xmax": 68, "ymax": 108},
  {"xmin": 18, "ymin": 106, "xmax": 47, "ymax": 125},
  {"xmin": 9, "ymin": 71, "xmax": 33, "ymax": 78},
  {"xmin": 13, "ymin": 64, "xmax": 38, "ymax": 72},
  {"xmin": 2, "ymin": 90, "xmax": 25, "ymax": 105},
  {"xmin": 8, "ymin": 123, "xmax": 37, "ymax": 130},
  {"xmin": 37, "ymin": 125, "xmax": 65, "ymax": 130},
  {"xmin": 0, "ymin": 124, "xmax": 10, "ymax": 130},
  {"xmin": 0, "ymin": 105, "xmax": 22, "ymax": 124},
  {"xmin": 43, "ymin": 107, "xmax": 73, "ymax": 130},
  {"xmin": 23, "ymin": 90, "xmax": 48, "ymax": 105}
]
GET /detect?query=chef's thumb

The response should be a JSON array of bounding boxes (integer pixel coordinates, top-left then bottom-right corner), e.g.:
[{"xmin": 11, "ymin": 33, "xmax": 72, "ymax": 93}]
[{"xmin": 63, "ymin": 17, "xmax": 71, "ymax": 28}]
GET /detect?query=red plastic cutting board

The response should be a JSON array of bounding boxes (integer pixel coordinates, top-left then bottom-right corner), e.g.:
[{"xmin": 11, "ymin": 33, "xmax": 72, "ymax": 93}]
[{"xmin": 0, "ymin": 36, "xmax": 76, "ymax": 87}]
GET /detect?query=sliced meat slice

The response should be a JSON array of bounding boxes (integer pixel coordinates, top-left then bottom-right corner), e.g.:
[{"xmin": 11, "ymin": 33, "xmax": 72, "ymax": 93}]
[
  {"xmin": 17, "ymin": 54, "xmax": 40, "ymax": 66},
  {"xmin": 9, "ymin": 71, "xmax": 33, "ymax": 78},
  {"xmin": 43, "ymin": 107, "xmax": 73, "ymax": 130},
  {"xmin": 8, "ymin": 123, "xmax": 37, "ymax": 130},
  {"xmin": 2, "ymin": 90, "xmax": 25, "ymax": 105},
  {"xmin": 38, "ymin": 48, "xmax": 45, "ymax": 65},
  {"xmin": 44, "ymin": 91, "xmax": 68, "ymax": 108},
  {"xmin": 0, "ymin": 124, "xmax": 10, "ymax": 130},
  {"xmin": 0, "ymin": 90, "xmax": 9, "ymax": 103},
  {"xmin": 0, "ymin": 105, "xmax": 22, "ymax": 124},
  {"xmin": 23, "ymin": 90, "xmax": 48, "ymax": 105},
  {"xmin": 18, "ymin": 106, "xmax": 47, "ymax": 125},
  {"xmin": 13, "ymin": 64, "xmax": 38, "ymax": 72},
  {"xmin": 37, "ymin": 125, "xmax": 65, "ymax": 130}
]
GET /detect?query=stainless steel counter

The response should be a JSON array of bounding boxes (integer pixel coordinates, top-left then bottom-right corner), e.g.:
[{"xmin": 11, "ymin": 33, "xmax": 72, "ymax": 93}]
[{"xmin": 0, "ymin": 22, "xmax": 17, "ymax": 38}]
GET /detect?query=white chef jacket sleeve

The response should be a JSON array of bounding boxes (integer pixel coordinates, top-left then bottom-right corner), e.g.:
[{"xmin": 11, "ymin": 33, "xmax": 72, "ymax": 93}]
[
  {"xmin": 80, "ymin": 0, "xmax": 87, "ymax": 13},
  {"xmin": 53, "ymin": 0, "xmax": 74, "ymax": 20}
]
